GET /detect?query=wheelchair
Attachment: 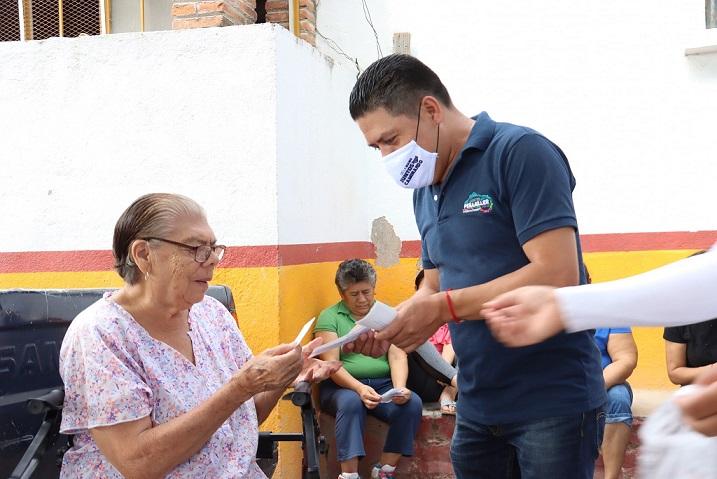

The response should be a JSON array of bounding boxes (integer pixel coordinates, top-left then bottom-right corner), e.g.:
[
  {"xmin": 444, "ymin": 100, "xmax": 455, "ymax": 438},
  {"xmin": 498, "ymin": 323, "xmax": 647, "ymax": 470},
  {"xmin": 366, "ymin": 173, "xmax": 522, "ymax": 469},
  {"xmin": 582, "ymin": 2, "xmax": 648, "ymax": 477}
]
[
  {"xmin": 10, "ymin": 381, "xmax": 328, "ymax": 479},
  {"xmin": 1, "ymin": 287, "xmax": 329, "ymax": 479}
]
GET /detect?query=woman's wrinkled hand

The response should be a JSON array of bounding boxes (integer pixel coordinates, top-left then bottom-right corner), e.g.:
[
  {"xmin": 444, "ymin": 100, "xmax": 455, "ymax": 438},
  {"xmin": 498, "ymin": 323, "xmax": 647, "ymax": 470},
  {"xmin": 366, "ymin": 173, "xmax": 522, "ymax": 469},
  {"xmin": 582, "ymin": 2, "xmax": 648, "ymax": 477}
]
[
  {"xmin": 294, "ymin": 338, "xmax": 342, "ymax": 385},
  {"xmin": 236, "ymin": 343, "xmax": 303, "ymax": 395}
]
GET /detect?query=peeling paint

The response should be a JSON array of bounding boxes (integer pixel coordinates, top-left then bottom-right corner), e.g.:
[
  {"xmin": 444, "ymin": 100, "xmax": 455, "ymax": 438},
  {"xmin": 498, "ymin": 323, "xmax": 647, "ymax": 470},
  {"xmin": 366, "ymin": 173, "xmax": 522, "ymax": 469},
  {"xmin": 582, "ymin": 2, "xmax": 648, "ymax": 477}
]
[{"xmin": 370, "ymin": 217, "xmax": 401, "ymax": 268}]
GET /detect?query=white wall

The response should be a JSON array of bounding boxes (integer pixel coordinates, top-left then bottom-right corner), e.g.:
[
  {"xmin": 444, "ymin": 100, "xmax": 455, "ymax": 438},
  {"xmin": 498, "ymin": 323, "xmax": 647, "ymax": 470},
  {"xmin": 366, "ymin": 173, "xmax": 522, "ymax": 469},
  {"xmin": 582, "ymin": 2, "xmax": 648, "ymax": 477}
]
[
  {"xmin": 3, "ymin": 0, "xmax": 715, "ymax": 257},
  {"xmin": 0, "ymin": 23, "xmax": 417, "ymax": 254},
  {"xmin": 0, "ymin": 26, "xmax": 283, "ymax": 252},
  {"xmin": 274, "ymin": 32, "xmax": 416, "ymax": 245},
  {"xmin": 317, "ymin": 0, "xmax": 717, "ymax": 235}
]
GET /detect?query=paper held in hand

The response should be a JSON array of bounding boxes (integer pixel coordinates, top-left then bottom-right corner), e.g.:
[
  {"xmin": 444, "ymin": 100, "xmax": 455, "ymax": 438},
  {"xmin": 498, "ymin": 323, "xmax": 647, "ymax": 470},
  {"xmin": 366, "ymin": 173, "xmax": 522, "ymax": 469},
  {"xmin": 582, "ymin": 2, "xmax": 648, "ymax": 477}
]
[
  {"xmin": 309, "ymin": 301, "xmax": 397, "ymax": 358},
  {"xmin": 379, "ymin": 388, "xmax": 404, "ymax": 403},
  {"xmin": 293, "ymin": 317, "xmax": 316, "ymax": 346}
]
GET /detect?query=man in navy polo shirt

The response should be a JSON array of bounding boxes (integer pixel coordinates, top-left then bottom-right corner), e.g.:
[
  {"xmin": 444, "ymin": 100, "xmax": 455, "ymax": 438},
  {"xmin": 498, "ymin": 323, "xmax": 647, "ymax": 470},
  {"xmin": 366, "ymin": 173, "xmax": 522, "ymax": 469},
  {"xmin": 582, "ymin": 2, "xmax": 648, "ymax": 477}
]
[{"xmin": 347, "ymin": 54, "xmax": 606, "ymax": 478}]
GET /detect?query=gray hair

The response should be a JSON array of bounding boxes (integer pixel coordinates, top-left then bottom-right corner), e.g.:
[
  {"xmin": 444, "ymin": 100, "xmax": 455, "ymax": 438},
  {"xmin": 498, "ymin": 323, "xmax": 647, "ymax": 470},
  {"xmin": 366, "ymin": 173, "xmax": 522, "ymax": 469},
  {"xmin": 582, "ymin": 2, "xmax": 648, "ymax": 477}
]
[
  {"xmin": 335, "ymin": 259, "xmax": 376, "ymax": 292},
  {"xmin": 113, "ymin": 193, "xmax": 205, "ymax": 285}
]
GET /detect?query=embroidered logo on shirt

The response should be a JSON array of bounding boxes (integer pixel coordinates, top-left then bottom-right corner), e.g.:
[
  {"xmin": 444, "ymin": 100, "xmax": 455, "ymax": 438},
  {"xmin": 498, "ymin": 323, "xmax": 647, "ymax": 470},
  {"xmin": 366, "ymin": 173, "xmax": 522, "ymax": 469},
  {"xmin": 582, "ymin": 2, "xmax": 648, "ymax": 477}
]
[{"xmin": 463, "ymin": 192, "xmax": 494, "ymax": 214}]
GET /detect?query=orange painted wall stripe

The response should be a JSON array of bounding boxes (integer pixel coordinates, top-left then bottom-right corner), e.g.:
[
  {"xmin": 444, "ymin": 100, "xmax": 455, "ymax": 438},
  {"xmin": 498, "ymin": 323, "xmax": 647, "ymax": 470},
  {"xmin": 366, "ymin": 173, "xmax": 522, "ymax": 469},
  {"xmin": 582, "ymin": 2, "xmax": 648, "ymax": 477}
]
[
  {"xmin": 580, "ymin": 230, "xmax": 717, "ymax": 252},
  {"xmin": 1, "ymin": 231, "xmax": 715, "ymax": 273}
]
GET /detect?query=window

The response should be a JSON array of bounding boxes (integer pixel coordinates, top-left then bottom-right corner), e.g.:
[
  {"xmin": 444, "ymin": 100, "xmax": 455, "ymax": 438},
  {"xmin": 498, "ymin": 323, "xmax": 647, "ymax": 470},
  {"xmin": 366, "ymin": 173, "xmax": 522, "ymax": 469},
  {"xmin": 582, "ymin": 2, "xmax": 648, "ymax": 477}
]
[
  {"xmin": 708, "ymin": 0, "xmax": 717, "ymax": 29},
  {"xmin": 0, "ymin": 0, "xmax": 173, "ymax": 42},
  {"xmin": 0, "ymin": 2, "xmax": 21, "ymax": 41}
]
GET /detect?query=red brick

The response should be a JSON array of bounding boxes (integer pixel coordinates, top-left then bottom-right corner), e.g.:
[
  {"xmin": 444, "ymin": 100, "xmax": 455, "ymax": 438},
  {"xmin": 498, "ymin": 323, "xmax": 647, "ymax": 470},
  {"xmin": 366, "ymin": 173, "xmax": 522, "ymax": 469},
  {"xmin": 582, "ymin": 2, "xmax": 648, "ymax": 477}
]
[
  {"xmin": 266, "ymin": 11, "xmax": 289, "ymax": 23},
  {"xmin": 300, "ymin": 32, "xmax": 315, "ymax": 45},
  {"xmin": 197, "ymin": 1, "xmax": 224, "ymax": 14},
  {"xmin": 299, "ymin": 5, "xmax": 315, "ymax": 22},
  {"xmin": 265, "ymin": 0, "xmax": 287, "ymax": 12},
  {"xmin": 300, "ymin": 18, "xmax": 315, "ymax": 34},
  {"xmin": 299, "ymin": 0, "xmax": 315, "ymax": 7},
  {"xmin": 172, "ymin": 2, "xmax": 197, "ymax": 16},
  {"xmin": 224, "ymin": 0, "xmax": 257, "ymax": 24},
  {"xmin": 172, "ymin": 14, "xmax": 224, "ymax": 29}
]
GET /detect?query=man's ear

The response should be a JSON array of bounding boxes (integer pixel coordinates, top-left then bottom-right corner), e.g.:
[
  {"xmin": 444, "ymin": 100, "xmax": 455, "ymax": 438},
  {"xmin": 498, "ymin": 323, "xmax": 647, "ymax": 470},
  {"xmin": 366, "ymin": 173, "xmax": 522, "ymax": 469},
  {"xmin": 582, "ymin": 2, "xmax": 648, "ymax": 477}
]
[
  {"xmin": 130, "ymin": 239, "xmax": 151, "ymax": 274},
  {"xmin": 420, "ymin": 96, "xmax": 445, "ymax": 124}
]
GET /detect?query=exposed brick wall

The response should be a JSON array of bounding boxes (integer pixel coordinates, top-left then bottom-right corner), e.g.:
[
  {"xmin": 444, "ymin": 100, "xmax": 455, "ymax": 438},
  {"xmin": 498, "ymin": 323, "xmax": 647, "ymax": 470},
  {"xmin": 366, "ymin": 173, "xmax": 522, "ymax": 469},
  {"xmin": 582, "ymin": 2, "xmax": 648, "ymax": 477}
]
[
  {"xmin": 265, "ymin": 0, "xmax": 317, "ymax": 45},
  {"xmin": 172, "ymin": 0, "xmax": 257, "ymax": 30}
]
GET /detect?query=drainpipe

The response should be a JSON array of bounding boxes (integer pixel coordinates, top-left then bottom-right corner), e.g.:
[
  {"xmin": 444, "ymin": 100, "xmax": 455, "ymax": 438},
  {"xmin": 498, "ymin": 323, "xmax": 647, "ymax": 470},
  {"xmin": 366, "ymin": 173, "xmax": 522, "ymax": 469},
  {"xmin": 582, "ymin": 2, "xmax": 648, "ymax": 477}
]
[{"xmin": 288, "ymin": 0, "xmax": 299, "ymax": 37}]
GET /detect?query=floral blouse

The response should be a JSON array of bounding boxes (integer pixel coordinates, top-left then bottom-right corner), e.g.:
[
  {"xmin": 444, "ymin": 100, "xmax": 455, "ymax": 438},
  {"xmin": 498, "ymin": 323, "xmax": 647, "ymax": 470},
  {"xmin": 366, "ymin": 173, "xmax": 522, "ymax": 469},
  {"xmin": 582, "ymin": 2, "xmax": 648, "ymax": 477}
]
[{"xmin": 59, "ymin": 292, "xmax": 265, "ymax": 478}]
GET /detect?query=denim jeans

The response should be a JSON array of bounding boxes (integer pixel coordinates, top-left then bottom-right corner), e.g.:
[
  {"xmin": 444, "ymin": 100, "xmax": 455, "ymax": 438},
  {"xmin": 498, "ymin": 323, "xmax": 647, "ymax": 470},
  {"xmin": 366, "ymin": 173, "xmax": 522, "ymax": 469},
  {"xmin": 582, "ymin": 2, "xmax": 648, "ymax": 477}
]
[
  {"xmin": 605, "ymin": 383, "xmax": 633, "ymax": 426},
  {"xmin": 450, "ymin": 406, "xmax": 605, "ymax": 479},
  {"xmin": 320, "ymin": 378, "xmax": 423, "ymax": 462}
]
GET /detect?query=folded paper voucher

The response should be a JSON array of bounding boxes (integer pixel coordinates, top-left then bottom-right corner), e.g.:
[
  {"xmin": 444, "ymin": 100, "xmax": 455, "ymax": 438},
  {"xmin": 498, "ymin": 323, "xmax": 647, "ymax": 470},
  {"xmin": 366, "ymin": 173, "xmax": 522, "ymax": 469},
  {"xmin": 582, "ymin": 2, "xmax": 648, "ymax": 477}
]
[
  {"xmin": 293, "ymin": 317, "xmax": 316, "ymax": 346},
  {"xmin": 309, "ymin": 301, "xmax": 397, "ymax": 358},
  {"xmin": 379, "ymin": 388, "xmax": 404, "ymax": 403}
]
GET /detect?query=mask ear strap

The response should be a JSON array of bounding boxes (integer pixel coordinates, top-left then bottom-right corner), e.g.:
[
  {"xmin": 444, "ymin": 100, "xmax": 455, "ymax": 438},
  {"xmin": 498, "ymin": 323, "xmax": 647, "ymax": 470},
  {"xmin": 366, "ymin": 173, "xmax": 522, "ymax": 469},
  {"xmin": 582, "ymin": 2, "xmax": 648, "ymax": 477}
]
[
  {"xmin": 415, "ymin": 98, "xmax": 423, "ymax": 140},
  {"xmin": 435, "ymin": 123, "xmax": 440, "ymax": 155}
]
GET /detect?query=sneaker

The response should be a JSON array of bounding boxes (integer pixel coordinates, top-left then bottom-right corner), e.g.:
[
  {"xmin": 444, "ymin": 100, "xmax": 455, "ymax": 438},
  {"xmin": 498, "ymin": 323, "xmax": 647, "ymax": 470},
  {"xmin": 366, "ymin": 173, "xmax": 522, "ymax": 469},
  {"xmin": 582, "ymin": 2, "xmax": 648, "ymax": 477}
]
[
  {"xmin": 338, "ymin": 474, "xmax": 360, "ymax": 479},
  {"xmin": 371, "ymin": 464, "xmax": 396, "ymax": 479}
]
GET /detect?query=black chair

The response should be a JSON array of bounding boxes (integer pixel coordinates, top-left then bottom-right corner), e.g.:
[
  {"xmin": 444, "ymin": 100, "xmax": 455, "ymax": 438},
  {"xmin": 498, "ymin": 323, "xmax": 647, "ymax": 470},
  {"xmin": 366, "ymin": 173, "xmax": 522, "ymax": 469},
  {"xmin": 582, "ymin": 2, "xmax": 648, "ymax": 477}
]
[{"xmin": 1, "ymin": 287, "xmax": 328, "ymax": 478}]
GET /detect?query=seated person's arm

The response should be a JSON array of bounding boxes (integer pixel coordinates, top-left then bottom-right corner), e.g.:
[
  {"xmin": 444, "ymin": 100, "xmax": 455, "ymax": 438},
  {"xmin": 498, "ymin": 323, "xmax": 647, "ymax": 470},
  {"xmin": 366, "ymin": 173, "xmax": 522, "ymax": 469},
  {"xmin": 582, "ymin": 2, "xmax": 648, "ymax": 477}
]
[
  {"xmin": 388, "ymin": 345, "xmax": 412, "ymax": 404},
  {"xmin": 388, "ymin": 345, "xmax": 408, "ymax": 389},
  {"xmin": 441, "ymin": 343, "xmax": 456, "ymax": 367},
  {"xmin": 415, "ymin": 268, "xmax": 440, "ymax": 298},
  {"xmin": 91, "ymin": 378, "xmax": 254, "ymax": 479},
  {"xmin": 665, "ymin": 340, "xmax": 713, "ymax": 386},
  {"xmin": 603, "ymin": 332, "xmax": 638, "ymax": 389}
]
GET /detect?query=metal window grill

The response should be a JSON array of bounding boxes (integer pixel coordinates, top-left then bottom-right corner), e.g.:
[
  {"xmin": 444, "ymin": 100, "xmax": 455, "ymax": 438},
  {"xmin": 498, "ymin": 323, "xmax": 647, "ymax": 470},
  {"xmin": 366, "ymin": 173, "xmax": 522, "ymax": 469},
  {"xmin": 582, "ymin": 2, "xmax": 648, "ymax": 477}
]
[
  {"xmin": 0, "ymin": 1, "xmax": 21, "ymax": 41},
  {"xmin": 1, "ymin": 0, "xmax": 102, "ymax": 42},
  {"xmin": 23, "ymin": 0, "xmax": 101, "ymax": 40}
]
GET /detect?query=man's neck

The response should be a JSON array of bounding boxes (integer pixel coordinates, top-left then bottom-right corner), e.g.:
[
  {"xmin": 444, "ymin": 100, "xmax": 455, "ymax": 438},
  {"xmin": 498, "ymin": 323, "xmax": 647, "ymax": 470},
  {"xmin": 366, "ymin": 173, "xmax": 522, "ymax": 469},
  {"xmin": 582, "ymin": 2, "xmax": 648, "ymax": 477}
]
[{"xmin": 438, "ymin": 110, "xmax": 476, "ymax": 183}]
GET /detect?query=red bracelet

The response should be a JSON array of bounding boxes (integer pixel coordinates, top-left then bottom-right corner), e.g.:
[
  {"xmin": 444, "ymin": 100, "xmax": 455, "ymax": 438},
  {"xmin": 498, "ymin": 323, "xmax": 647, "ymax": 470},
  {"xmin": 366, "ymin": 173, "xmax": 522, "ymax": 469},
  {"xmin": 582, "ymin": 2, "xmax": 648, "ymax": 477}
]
[{"xmin": 445, "ymin": 289, "xmax": 461, "ymax": 323}]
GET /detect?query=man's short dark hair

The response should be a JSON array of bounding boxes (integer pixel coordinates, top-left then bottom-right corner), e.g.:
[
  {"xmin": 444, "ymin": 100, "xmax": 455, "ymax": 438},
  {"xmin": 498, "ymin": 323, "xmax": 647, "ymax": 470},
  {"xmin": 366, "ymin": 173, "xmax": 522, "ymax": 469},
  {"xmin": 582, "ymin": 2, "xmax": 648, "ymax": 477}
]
[{"xmin": 349, "ymin": 54, "xmax": 453, "ymax": 120}]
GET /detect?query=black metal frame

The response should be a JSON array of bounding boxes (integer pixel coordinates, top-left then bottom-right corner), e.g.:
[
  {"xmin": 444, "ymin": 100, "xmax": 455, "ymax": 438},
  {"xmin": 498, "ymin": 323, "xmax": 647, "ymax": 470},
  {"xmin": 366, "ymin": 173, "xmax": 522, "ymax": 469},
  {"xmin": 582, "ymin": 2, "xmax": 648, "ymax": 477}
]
[{"xmin": 11, "ymin": 382, "xmax": 328, "ymax": 479}]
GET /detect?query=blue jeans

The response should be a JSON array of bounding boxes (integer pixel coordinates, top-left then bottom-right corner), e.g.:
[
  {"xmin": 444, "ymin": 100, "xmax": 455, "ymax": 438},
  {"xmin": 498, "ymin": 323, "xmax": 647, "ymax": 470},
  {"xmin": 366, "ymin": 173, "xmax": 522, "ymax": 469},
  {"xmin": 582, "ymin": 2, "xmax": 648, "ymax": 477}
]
[
  {"xmin": 451, "ymin": 407, "xmax": 605, "ymax": 479},
  {"xmin": 605, "ymin": 383, "xmax": 633, "ymax": 426},
  {"xmin": 319, "ymin": 377, "xmax": 423, "ymax": 462}
]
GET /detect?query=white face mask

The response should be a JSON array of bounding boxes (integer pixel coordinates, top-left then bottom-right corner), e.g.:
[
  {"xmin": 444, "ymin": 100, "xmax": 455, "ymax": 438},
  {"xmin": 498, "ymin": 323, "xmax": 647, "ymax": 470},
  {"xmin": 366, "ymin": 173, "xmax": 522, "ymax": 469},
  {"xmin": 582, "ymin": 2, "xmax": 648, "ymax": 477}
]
[
  {"xmin": 383, "ymin": 140, "xmax": 438, "ymax": 189},
  {"xmin": 382, "ymin": 101, "xmax": 440, "ymax": 189}
]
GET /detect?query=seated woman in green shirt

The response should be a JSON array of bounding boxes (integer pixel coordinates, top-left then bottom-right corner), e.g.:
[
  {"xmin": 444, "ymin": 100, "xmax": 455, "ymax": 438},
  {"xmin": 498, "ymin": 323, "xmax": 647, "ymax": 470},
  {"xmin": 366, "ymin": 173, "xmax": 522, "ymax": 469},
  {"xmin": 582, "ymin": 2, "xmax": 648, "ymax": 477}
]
[{"xmin": 314, "ymin": 259, "xmax": 423, "ymax": 479}]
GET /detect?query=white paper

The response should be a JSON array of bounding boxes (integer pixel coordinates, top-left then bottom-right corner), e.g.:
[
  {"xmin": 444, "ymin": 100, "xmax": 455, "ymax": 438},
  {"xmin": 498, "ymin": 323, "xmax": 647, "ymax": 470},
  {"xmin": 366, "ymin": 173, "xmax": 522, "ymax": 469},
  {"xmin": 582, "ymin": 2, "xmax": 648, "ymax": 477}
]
[
  {"xmin": 356, "ymin": 301, "xmax": 397, "ymax": 330},
  {"xmin": 379, "ymin": 388, "xmax": 404, "ymax": 403},
  {"xmin": 292, "ymin": 317, "xmax": 316, "ymax": 346},
  {"xmin": 309, "ymin": 301, "xmax": 398, "ymax": 358},
  {"xmin": 309, "ymin": 324, "xmax": 369, "ymax": 357}
]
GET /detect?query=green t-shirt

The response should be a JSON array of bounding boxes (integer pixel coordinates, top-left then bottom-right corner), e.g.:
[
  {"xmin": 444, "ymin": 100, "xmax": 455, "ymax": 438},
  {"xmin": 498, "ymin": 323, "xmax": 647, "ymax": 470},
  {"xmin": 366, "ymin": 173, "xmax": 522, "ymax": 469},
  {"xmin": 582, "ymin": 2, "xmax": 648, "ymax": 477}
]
[{"xmin": 314, "ymin": 301, "xmax": 390, "ymax": 379}]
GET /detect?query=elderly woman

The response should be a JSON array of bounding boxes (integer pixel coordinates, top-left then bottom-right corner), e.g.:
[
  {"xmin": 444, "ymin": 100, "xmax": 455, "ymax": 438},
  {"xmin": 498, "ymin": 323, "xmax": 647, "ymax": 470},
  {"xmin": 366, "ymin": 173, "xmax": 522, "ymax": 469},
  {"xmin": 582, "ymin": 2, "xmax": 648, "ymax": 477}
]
[
  {"xmin": 314, "ymin": 259, "xmax": 422, "ymax": 479},
  {"xmin": 59, "ymin": 193, "xmax": 339, "ymax": 478}
]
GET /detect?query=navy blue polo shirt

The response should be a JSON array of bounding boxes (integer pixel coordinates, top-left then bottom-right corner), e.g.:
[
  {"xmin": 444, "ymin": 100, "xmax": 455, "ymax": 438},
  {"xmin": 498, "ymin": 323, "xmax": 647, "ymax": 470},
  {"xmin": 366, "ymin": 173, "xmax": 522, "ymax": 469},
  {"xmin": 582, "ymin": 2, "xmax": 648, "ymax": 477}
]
[{"xmin": 414, "ymin": 112, "xmax": 606, "ymax": 424}]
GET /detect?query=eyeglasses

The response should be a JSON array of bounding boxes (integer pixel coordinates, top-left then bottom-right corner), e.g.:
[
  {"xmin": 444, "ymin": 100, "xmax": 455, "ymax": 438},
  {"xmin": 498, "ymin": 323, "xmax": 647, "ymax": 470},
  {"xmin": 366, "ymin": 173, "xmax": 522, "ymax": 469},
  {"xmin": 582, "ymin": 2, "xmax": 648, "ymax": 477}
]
[{"xmin": 142, "ymin": 237, "xmax": 226, "ymax": 263}]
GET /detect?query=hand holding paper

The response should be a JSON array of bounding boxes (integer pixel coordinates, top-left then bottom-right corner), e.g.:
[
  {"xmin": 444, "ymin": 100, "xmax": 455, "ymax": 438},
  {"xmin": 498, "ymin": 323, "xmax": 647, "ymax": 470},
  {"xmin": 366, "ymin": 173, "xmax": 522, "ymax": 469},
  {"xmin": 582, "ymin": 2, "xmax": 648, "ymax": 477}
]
[
  {"xmin": 310, "ymin": 324, "xmax": 369, "ymax": 357},
  {"xmin": 379, "ymin": 387, "xmax": 404, "ymax": 403},
  {"xmin": 310, "ymin": 301, "xmax": 398, "ymax": 358}
]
